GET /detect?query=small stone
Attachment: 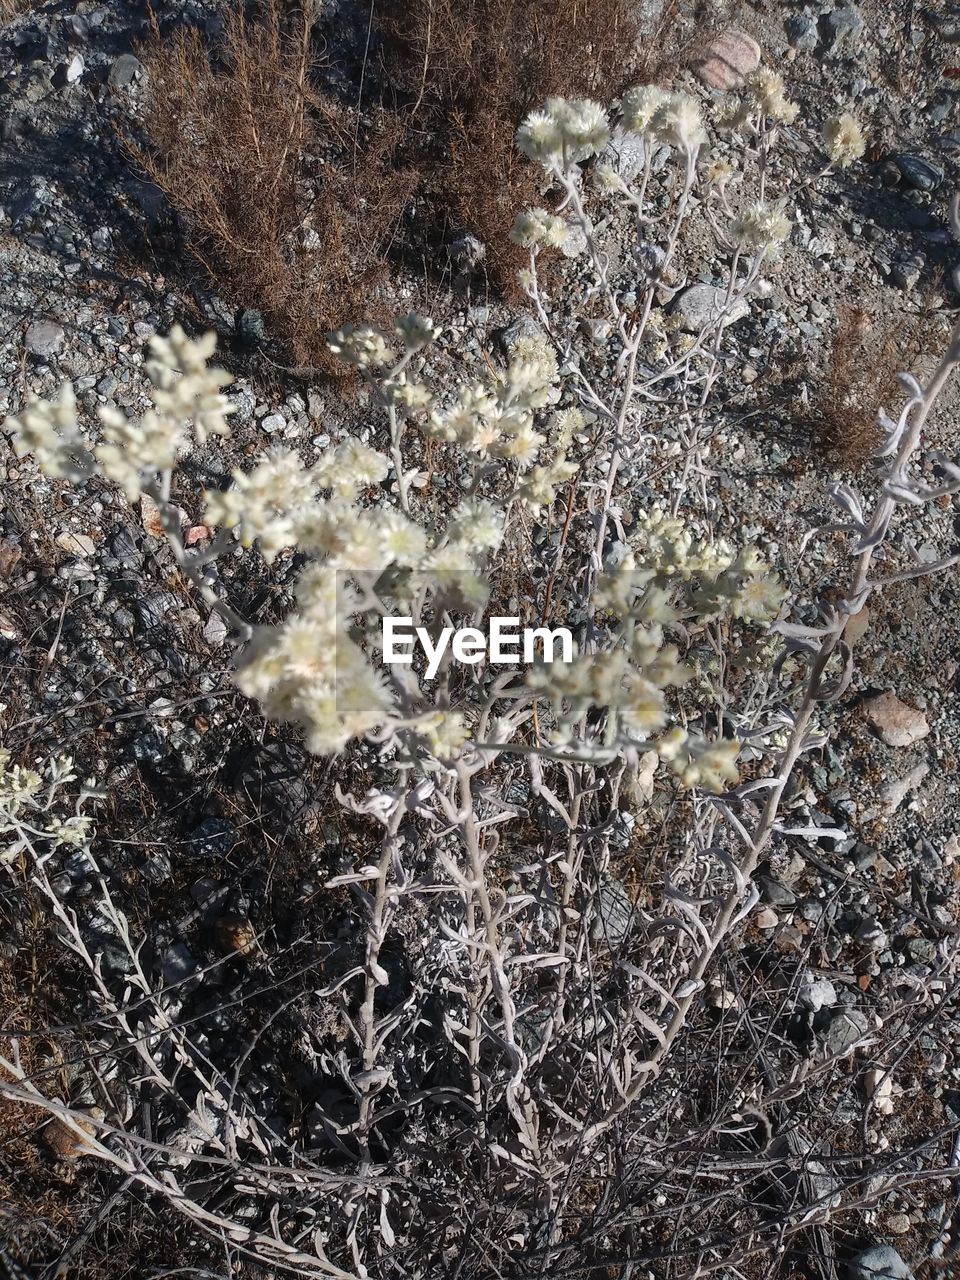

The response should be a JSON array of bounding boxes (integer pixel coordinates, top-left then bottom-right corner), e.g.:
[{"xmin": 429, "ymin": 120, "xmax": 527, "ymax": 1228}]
[
  {"xmin": 261, "ymin": 412, "xmax": 286, "ymax": 434},
  {"xmin": 25, "ymin": 320, "xmax": 64, "ymax": 358},
  {"xmin": 847, "ymin": 1244, "xmax": 914, "ymax": 1280},
  {"xmin": 905, "ymin": 937, "xmax": 936, "ymax": 964},
  {"xmin": 694, "ymin": 28, "xmax": 761, "ymax": 90},
  {"xmin": 885, "ymin": 1214, "xmax": 911, "ymax": 1235},
  {"xmin": 799, "ymin": 974, "xmax": 838, "ymax": 1012},
  {"xmin": 879, "ymin": 761, "xmax": 929, "ymax": 813},
  {"xmin": 64, "ymin": 54, "xmax": 84, "ymax": 84},
  {"xmin": 673, "ymin": 283, "xmax": 749, "ymax": 333},
  {"xmin": 821, "ymin": 5, "xmax": 865, "ymax": 54},
  {"xmin": 236, "ymin": 308, "xmax": 266, "ymax": 344},
  {"xmin": 43, "ymin": 1112, "xmax": 100, "ymax": 1162},
  {"xmin": 214, "ymin": 913, "xmax": 257, "ymax": 956},
  {"xmin": 844, "ymin": 606, "xmax": 870, "ymax": 646},
  {"xmin": 55, "ymin": 532, "xmax": 96, "ymax": 557},
  {"xmin": 139, "ymin": 493, "xmax": 167, "ymax": 539},
  {"xmin": 758, "ymin": 874, "xmax": 796, "ymax": 907},
  {"xmin": 755, "ymin": 907, "xmax": 779, "ymax": 929},
  {"xmin": 822, "ymin": 1008, "xmax": 870, "ymax": 1056},
  {"xmin": 861, "ymin": 692, "xmax": 930, "ymax": 747},
  {"xmin": 108, "ymin": 54, "xmax": 143, "ymax": 90},
  {"xmin": 785, "ymin": 14, "xmax": 818, "ymax": 51},
  {"xmin": 203, "ymin": 612, "xmax": 229, "ymax": 648},
  {"xmin": 895, "ymin": 154, "xmax": 943, "ymax": 191},
  {"xmin": 891, "ymin": 258, "xmax": 923, "ymax": 291},
  {"xmin": 162, "ymin": 942, "xmax": 199, "ymax": 986}
]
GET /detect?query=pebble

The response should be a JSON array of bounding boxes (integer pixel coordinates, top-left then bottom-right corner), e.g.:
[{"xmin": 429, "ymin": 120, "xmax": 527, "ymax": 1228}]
[
  {"xmin": 672, "ymin": 284, "xmax": 750, "ymax": 333},
  {"xmin": 758, "ymin": 874, "xmax": 796, "ymax": 907},
  {"xmin": 821, "ymin": 1007, "xmax": 870, "ymax": 1056},
  {"xmin": 894, "ymin": 154, "xmax": 943, "ymax": 192},
  {"xmin": 822, "ymin": 4, "xmax": 866, "ymax": 54},
  {"xmin": 799, "ymin": 974, "xmax": 839, "ymax": 1012},
  {"xmin": 693, "ymin": 29, "xmax": 761, "ymax": 91},
  {"xmin": 203, "ymin": 612, "xmax": 229, "ymax": 648},
  {"xmin": 25, "ymin": 319, "xmax": 65, "ymax": 358},
  {"xmin": 891, "ymin": 257, "xmax": 923, "ymax": 291},
  {"xmin": 108, "ymin": 54, "xmax": 143, "ymax": 90},
  {"xmin": 861, "ymin": 692, "xmax": 931, "ymax": 748},
  {"xmin": 847, "ymin": 1244, "xmax": 914, "ymax": 1280},
  {"xmin": 879, "ymin": 761, "xmax": 929, "ymax": 813},
  {"xmin": 261, "ymin": 412, "xmax": 286, "ymax": 434},
  {"xmin": 55, "ymin": 531, "xmax": 96, "ymax": 557},
  {"xmin": 785, "ymin": 14, "xmax": 818, "ymax": 52}
]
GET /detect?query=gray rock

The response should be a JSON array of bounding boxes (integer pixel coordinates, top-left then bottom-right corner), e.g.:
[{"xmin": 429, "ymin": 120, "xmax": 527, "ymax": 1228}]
[
  {"xmin": 203, "ymin": 612, "xmax": 229, "ymax": 647},
  {"xmin": 136, "ymin": 591, "xmax": 178, "ymax": 631},
  {"xmin": 821, "ymin": 1007, "xmax": 870, "ymax": 1056},
  {"xmin": 895, "ymin": 154, "xmax": 943, "ymax": 191},
  {"xmin": 847, "ymin": 1244, "xmax": 914, "ymax": 1280},
  {"xmin": 602, "ymin": 126, "xmax": 651, "ymax": 184},
  {"xmin": 672, "ymin": 284, "xmax": 749, "ymax": 333},
  {"xmin": 162, "ymin": 942, "xmax": 199, "ymax": 986},
  {"xmin": 758, "ymin": 874, "xmax": 796, "ymax": 907},
  {"xmin": 854, "ymin": 918, "xmax": 888, "ymax": 949},
  {"xmin": 891, "ymin": 258, "xmax": 923, "ymax": 291},
  {"xmin": 25, "ymin": 320, "xmax": 65, "ymax": 358},
  {"xmin": 799, "ymin": 975, "xmax": 838, "ymax": 1012},
  {"xmin": 590, "ymin": 876, "xmax": 634, "ymax": 948},
  {"xmin": 260, "ymin": 412, "xmax": 286, "ymax": 434},
  {"xmin": 905, "ymin": 937, "xmax": 936, "ymax": 964},
  {"xmin": 821, "ymin": 5, "xmax": 865, "ymax": 53},
  {"xmin": 785, "ymin": 14, "xmax": 818, "ymax": 52},
  {"xmin": 109, "ymin": 54, "xmax": 143, "ymax": 89},
  {"xmin": 237, "ymin": 308, "xmax": 266, "ymax": 344}
]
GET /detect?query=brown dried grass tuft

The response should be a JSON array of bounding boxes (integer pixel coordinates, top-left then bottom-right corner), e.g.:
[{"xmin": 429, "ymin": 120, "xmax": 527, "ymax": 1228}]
[
  {"xmin": 814, "ymin": 297, "xmax": 942, "ymax": 467},
  {"xmin": 0, "ymin": 0, "xmax": 29, "ymax": 24},
  {"xmin": 132, "ymin": 1, "xmax": 416, "ymax": 375},
  {"xmin": 375, "ymin": 0, "xmax": 725, "ymax": 293}
]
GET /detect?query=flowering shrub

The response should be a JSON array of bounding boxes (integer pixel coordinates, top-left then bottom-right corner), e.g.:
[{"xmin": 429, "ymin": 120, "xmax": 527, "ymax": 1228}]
[{"xmin": 5, "ymin": 70, "xmax": 960, "ymax": 1280}]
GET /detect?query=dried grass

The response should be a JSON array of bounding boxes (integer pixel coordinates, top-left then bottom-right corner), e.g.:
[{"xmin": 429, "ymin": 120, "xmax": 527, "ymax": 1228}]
[
  {"xmin": 375, "ymin": 0, "xmax": 724, "ymax": 291},
  {"xmin": 0, "ymin": 0, "xmax": 29, "ymax": 24},
  {"xmin": 815, "ymin": 297, "xmax": 942, "ymax": 467},
  {"xmin": 132, "ymin": 1, "xmax": 416, "ymax": 375}
]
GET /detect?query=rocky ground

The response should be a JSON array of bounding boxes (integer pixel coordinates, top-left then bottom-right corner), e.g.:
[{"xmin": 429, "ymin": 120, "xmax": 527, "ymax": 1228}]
[{"xmin": 1, "ymin": 1, "xmax": 960, "ymax": 1278}]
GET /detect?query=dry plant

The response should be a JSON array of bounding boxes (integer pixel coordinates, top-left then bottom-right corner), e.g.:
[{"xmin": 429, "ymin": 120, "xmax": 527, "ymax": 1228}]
[
  {"xmin": 374, "ymin": 0, "xmax": 724, "ymax": 291},
  {"xmin": 0, "ymin": 1, "xmax": 28, "ymax": 24},
  {"xmin": 132, "ymin": 1, "xmax": 415, "ymax": 375},
  {"xmin": 815, "ymin": 299, "xmax": 942, "ymax": 467},
  {"xmin": 5, "ymin": 72, "xmax": 960, "ymax": 1280}
]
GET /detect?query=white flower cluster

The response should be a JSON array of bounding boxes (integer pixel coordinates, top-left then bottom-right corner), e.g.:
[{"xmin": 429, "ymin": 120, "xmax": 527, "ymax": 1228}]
[
  {"xmin": 234, "ymin": 570, "xmax": 394, "ymax": 756},
  {"xmin": 514, "ymin": 406, "xmax": 581, "ymax": 511},
  {"xmin": 510, "ymin": 207, "xmax": 583, "ymax": 256},
  {"xmin": 204, "ymin": 448, "xmax": 322, "ymax": 563},
  {"xmin": 0, "ymin": 750, "xmax": 93, "ymax": 862},
  {"xmin": 426, "ymin": 351, "xmax": 557, "ymax": 467},
  {"xmin": 530, "ymin": 638, "xmax": 688, "ymax": 741},
  {"xmin": 656, "ymin": 729, "xmax": 741, "ymax": 793},
  {"xmin": 822, "ymin": 112, "xmax": 866, "ymax": 168},
  {"xmin": 4, "ymin": 325, "xmax": 235, "ymax": 502},
  {"xmin": 724, "ymin": 69, "xmax": 799, "ymax": 130},
  {"xmin": 516, "ymin": 97, "xmax": 611, "ymax": 169},
  {"xmin": 327, "ymin": 313, "xmax": 439, "ymax": 370},
  {"xmin": 728, "ymin": 202, "xmax": 792, "ymax": 254},
  {"xmin": 7, "ymin": 383, "xmax": 93, "ymax": 483},
  {"xmin": 620, "ymin": 86, "xmax": 708, "ymax": 154}
]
